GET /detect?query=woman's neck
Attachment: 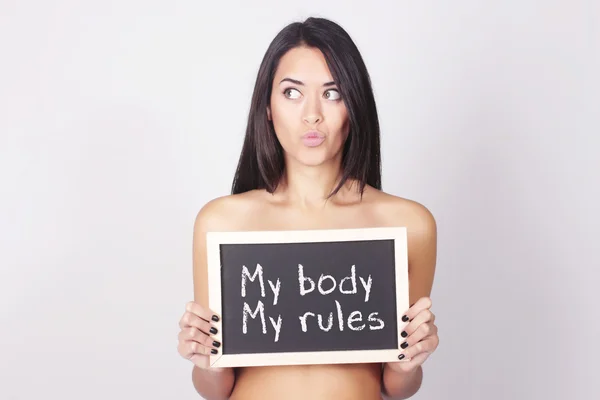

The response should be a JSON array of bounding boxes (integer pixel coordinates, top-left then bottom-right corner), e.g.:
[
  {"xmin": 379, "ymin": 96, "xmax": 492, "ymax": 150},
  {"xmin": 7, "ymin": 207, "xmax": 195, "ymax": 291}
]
[{"xmin": 274, "ymin": 157, "xmax": 359, "ymax": 209}]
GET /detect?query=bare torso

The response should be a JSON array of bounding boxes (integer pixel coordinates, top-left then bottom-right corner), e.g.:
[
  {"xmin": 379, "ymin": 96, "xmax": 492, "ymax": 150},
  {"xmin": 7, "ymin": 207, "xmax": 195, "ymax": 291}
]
[
  {"xmin": 231, "ymin": 363, "xmax": 383, "ymax": 400},
  {"xmin": 206, "ymin": 185, "xmax": 427, "ymax": 400}
]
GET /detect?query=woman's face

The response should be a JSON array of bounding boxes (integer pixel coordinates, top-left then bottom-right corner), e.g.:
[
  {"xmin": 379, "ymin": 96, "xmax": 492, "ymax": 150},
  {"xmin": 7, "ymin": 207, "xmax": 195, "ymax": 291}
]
[{"xmin": 268, "ymin": 46, "xmax": 350, "ymax": 167}]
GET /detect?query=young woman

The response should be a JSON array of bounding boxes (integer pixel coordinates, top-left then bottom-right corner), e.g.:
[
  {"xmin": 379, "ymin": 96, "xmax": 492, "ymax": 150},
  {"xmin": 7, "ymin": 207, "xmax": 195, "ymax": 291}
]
[{"xmin": 177, "ymin": 17, "xmax": 439, "ymax": 400}]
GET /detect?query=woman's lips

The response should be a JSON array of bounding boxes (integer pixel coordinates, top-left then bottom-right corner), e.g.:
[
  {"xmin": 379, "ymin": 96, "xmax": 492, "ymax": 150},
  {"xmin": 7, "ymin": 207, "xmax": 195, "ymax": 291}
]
[{"xmin": 302, "ymin": 131, "xmax": 325, "ymax": 147}]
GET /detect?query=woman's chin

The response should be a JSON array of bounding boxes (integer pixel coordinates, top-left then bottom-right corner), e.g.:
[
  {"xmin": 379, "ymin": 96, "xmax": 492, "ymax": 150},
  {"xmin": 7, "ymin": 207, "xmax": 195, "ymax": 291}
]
[
  {"xmin": 295, "ymin": 154, "xmax": 339, "ymax": 168},
  {"xmin": 283, "ymin": 146, "xmax": 343, "ymax": 168}
]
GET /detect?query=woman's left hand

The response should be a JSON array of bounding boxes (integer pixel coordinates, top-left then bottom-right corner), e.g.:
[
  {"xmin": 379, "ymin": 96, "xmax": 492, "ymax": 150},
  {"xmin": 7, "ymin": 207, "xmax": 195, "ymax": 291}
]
[{"xmin": 387, "ymin": 296, "xmax": 439, "ymax": 373}]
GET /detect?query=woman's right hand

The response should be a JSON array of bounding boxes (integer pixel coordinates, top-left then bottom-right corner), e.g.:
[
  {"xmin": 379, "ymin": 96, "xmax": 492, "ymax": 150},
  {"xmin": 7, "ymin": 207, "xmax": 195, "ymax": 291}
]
[{"xmin": 177, "ymin": 301, "xmax": 222, "ymax": 369}]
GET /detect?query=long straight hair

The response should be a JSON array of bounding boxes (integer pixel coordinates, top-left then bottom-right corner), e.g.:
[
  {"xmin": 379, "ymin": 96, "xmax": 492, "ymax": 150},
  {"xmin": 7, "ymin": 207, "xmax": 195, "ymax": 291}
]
[{"xmin": 231, "ymin": 17, "xmax": 381, "ymax": 197}]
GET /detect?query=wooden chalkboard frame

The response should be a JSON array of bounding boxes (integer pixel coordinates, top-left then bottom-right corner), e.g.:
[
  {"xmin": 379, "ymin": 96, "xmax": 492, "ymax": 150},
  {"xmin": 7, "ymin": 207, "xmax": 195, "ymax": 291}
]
[{"xmin": 206, "ymin": 227, "xmax": 409, "ymax": 368}]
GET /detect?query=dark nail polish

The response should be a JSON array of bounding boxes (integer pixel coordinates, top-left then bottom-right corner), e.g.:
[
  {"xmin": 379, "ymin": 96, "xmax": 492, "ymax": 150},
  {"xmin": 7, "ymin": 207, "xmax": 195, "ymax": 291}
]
[
  {"xmin": 401, "ymin": 331, "xmax": 408, "ymax": 338},
  {"xmin": 401, "ymin": 341, "xmax": 408, "ymax": 349},
  {"xmin": 211, "ymin": 315, "xmax": 220, "ymax": 322},
  {"xmin": 213, "ymin": 341, "xmax": 221, "ymax": 348},
  {"xmin": 211, "ymin": 349, "xmax": 218, "ymax": 354},
  {"xmin": 402, "ymin": 315, "xmax": 409, "ymax": 322},
  {"xmin": 209, "ymin": 327, "xmax": 218, "ymax": 335},
  {"xmin": 398, "ymin": 354, "xmax": 405, "ymax": 360}
]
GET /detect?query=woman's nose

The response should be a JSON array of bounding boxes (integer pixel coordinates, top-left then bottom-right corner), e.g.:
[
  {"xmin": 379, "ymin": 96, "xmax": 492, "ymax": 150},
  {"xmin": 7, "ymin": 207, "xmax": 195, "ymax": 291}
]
[
  {"xmin": 302, "ymin": 97, "xmax": 323, "ymax": 125},
  {"xmin": 303, "ymin": 114, "xmax": 321, "ymax": 124}
]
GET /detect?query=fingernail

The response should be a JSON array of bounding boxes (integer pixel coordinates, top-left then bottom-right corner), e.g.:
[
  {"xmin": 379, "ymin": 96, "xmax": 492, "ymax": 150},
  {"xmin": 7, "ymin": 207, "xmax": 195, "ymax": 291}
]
[
  {"xmin": 398, "ymin": 354, "xmax": 405, "ymax": 360},
  {"xmin": 211, "ymin": 315, "xmax": 220, "ymax": 322},
  {"xmin": 211, "ymin": 349, "xmax": 218, "ymax": 354},
  {"xmin": 213, "ymin": 341, "xmax": 221, "ymax": 348},
  {"xmin": 402, "ymin": 315, "xmax": 409, "ymax": 322},
  {"xmin": 210, "ymin": 327, "xmax": 218, "ymax": 335},
  {"xmin": 401, "ymin": 331, "xmax": 408, "ymax": 338},
  {"xmin": 401, "ymin": 341, "xmax": 408, "ymax": 349}
]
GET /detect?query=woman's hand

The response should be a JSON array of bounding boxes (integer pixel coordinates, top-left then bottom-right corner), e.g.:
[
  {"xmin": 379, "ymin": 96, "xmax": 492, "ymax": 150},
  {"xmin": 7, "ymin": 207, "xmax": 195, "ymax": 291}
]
[
  {"xmin": 177, "ymin": 301, "xmax": 223, "ymax": 370},
  {"xmin": 388, "ymin": 296, "xmax": 439, "ymax": 373}
]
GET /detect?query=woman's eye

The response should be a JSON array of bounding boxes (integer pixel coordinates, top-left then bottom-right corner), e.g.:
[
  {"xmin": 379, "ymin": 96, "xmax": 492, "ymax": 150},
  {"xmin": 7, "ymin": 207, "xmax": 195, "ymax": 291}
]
[
  {"xmin": 324, "ymin": 89, "xmax": 341, "ymax": 101},
  {"xmin": 284, "ymin": 88, "xmax": 301, "ymax": 99}
]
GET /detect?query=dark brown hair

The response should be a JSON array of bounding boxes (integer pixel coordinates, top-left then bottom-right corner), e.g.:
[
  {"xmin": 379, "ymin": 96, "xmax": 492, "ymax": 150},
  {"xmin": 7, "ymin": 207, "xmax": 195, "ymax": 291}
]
[{"xmin": 231, "ymin": 17, "xmax": 381, "ymax": 197}]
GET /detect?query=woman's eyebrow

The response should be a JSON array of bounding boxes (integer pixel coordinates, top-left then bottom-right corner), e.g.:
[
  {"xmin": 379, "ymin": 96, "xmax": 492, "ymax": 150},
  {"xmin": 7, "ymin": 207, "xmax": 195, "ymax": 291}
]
[{"xmin": 279, "ymin": 77, "xmax": 336, "ymax": 87}]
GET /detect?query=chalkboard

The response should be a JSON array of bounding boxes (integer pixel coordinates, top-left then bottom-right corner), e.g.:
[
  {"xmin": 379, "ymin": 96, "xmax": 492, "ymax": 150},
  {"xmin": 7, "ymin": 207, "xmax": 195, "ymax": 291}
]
[{"xmin": 206, "ymin": 227, "xmax": 409, "ymax": 368}]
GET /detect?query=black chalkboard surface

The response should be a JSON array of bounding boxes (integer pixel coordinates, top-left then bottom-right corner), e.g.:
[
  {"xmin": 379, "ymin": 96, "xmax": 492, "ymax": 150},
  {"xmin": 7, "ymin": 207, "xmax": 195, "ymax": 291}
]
[{"xmin": 206, "ymin": 227, "xmax": 409, "ymax": 368}]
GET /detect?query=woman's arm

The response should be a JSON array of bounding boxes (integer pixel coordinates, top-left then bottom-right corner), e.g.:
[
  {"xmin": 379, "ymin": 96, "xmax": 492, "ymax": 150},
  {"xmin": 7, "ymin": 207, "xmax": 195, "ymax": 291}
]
[
  {"xmin": 381, "ymin": 201, "xmax": 438, "ymax": 399},
  {"xmin": 382, "ymin": 364, "xmax": 423, "ymax": 399},
  {"xmin": 192, "ymin": 366, "xmax": 236, "ymax": 400},
  {"xmin": 190, "ymin": 198, "xmax": 238, "ymax": 399}
]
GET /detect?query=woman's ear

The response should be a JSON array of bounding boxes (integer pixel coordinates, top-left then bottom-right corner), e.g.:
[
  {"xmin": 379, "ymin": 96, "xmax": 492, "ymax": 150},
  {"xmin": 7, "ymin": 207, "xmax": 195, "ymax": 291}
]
[{"xmin": 266, "ymin": 106, "xmax": 271, "ymax": 121}]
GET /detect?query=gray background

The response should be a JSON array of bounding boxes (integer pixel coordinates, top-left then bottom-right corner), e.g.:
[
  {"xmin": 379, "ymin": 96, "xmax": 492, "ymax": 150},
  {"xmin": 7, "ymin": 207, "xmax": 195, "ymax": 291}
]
[{"xmin": 1, "ymin": 1, "xmax": 598, "ymax": 399}]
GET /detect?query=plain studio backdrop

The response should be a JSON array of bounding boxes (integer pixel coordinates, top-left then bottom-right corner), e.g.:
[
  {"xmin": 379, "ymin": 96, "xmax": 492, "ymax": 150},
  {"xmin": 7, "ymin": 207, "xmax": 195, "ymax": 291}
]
[{"xmin": 1, "ymin": 1, "xmax": 598, "ymax": 399}]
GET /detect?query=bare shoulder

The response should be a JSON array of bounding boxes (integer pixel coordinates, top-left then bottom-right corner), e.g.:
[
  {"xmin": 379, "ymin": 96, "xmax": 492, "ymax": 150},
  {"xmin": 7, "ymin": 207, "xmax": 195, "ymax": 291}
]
[
  {"xmin": 193, "ymin": 190, "xmax": 265, "ymax": 233},
  {"xmin": 366, "ymin": 188, "xmax": 437, "ymax": 233},
  {"xmin": 366, "ymin": 188, "xmax": 438, "ymax": 299},
  {"xmin": 191, "ymin": 191, "xmax": 263, "ymax": 302}
]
